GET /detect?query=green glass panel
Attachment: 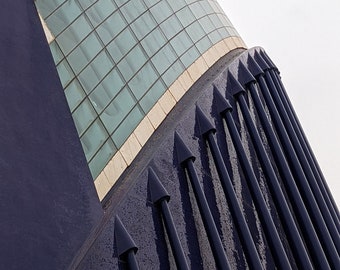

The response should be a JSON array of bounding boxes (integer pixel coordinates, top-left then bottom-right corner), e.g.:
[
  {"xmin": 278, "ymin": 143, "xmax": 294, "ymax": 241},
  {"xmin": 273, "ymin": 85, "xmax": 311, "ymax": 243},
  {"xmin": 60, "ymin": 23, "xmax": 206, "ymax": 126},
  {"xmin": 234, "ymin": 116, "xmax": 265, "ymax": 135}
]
[
  {"xmin": 129, "ymin": 61, "xmax": 158, "ymax": 100},
  {"xmin": 139, "ymin": 79, "xmax": 166, "ymax": 113},
  {"xmin": 228, "ymin": 27, "xmax": 240, "ymax": 36},
  {"xmin": 115, "ymin": 0, "xmax": 130, "ymax": 8},
  {"xmin": 151, "ymin": 45, "xmax": 177, "ymax": 75},
  {"xmin": 190, "ymin": 2, "xmax": 206, "ymax": 19},
  {"xmin": 80, "ymin": 119, "xmax": 109, "ymax": 161},
  {"xmin": 56, "ymin": 59, "xmax": 74, "ymax": 88},
  {"xmin": 35, "ymin": 0, "xmax": 67, "ymax": 18},
  {"xmin": 107, "ymin": 27, "xmax": 136, "ymax": 63},
  {"xmin": 72, "ymin": 98, "xmax": 97, "ymax": 135},
  {"xmin": 176, "ymin": 6, "xmax": 195, "ymax": 27},
  {"xmin": 140, "ymin": 27, "xmax": 166, "ymax": 57},
  {"xmin": 78, "ymin": 50, "xmax": 114, "ymax": 93},
  {"xmin": 167, "ymin": 0, "xmax": 186, "ymax": 12},
  {"xmin": 208, "ymin": 30, "xmax": 222, "ymax": 44},
  {"xmin": 199, "ymin": 1, "xmax": 214, "ymax": 15},
  {"xmin": 49, "ymin": 41, "xmax": 64, "ymax": 65},
  {"xmin": 100, "ymin": 87, "xmax": 136, "ymax": 134},
  {"xmin": 88, "ymin": 139, "xmax": 116, "ymax": 179},
  {"xmin": 218, "ymin": 27, "xmax": 230, "ymax": 39},
  {"xmin": 117, "ymin": 44, "xmax": 147, "ymax": 81},
  {"xmin": 199, "ymin": 16, "xmax": 215, "ymax": 34},
  {"xmin": 218, "ymin": 14, "xmax": 233, "ymax": 27},
  {"xmin": 209, "ymin": 14, "xmax": 224, "ymax": 29},
  {"xmin": 101, "ymin": 69, "xmax": 125, "ymax": 95},
  {"xmin": 96, "ymin": 11, "xmax": 126, "ymax": 45},
  {"xmin": 67, "ymin": 33, "xmax": 102, "ymax": 74},
  {"xmin": 162, "ymin": 60, "xmax": 184, "ymax": 87},
  {"xmin": 89, "ymin": 69, "xmax": 125, "ymax": 113},
  {"xmin": 111, "ymin": 105, "xmax": 144, "ymax": 148},
  {"xmin": 78, "ymin": 65, "xmax": 99, "ymax": 93},
  {"xmin": 195, "ymin": 35, "xmax": 212, "ymax": 54},
  {"xmin": 180, "ymin": 46, "xmax": 200, "ymax": 68},
  {"xmin": 209, "ymin": 1, "xmax": 224, "ymax": 14},
  {"xmin": 150, "ymin": 1, "xmax": 172, "ymax": 23},
  {"xmin": 142, "ymin": 0, "xmax": 160, "ymax": 8},
  {"xmin": 57, "ymin": 15, "xmax": 92, "ymax": 55},
  {"xmin": 77, "ymin": 0, "xmax": 96, "ymax": 10},
  {"xmin": 46, "ymin": 0, "xmax": 82, "ymax": 36},
  {"xmin": 86, "ymin": 0, "xmax": 116, "ymax": 27},
  {"xmin": 186, "ymin": 21, "xmax": 205, "ymax": 43},
  {"xmin": 64, "ymin": 79, "xmax": 86, "ymax": 112},
  {"xmin": 92, "ymin": 50, "xmax": 114, "ymax": 78},
  {"xmin": 170, "ymin": 30, "xmax": 192, "ymax": 57},
  {"xmin": 130, "ymin": 11, "xmax": 156, "ymax": 40},
  {"xmin": 120, "ymin": 0, "xmax": 146, "ymax": 23},
  {"xmin": 160, "ymin": 15, "xmax": 182, "ymax": 39}
]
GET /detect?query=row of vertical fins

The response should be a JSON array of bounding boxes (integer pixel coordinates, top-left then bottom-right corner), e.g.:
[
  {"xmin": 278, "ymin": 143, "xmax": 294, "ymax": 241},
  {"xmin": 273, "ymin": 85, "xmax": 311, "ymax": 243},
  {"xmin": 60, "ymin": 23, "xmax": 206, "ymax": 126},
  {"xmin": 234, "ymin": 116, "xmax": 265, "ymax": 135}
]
[{"xmin": 112, "ymin": 49, "xmax": 340, "ymax": 269}]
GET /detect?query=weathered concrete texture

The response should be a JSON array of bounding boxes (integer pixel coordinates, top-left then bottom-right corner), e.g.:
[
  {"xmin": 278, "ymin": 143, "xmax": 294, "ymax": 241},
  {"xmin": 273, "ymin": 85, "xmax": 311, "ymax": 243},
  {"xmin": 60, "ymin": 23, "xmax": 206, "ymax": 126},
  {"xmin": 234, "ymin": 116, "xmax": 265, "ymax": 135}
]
[
  {"xmin": 78, "ymin": 49, "xmax": 294, "ymax": 269},
  {"xmin": 0, "ymin": 2, "xmax": 103, "ymax": 269}
]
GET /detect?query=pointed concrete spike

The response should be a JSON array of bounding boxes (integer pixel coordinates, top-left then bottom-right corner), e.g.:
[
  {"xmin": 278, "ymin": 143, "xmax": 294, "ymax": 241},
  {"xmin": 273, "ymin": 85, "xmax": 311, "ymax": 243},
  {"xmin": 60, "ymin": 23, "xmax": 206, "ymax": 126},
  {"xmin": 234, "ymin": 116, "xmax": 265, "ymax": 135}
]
[
  {"xmin": 247, "ymin": 54, "xmax": 264, "ymax": 77},
  {"xmin": 114, "ymin": 215, "xmax": 138, "ymax": 256},
  {"xmin": 196, "ymin": 106, "xmax": 216, "ymax": 137},
  {"xmin": 254, "ymin": 50, "xmax": 270, "ymax": 71},
  {"xmin": 213, "ymin": 87, "xmax": 233, "ymax": 114},
  {"xmin": 148, "ymin": 167, "xmax": 170, "ymax": 204},
  {"xmin": 237, "ymin": 61, "xmax": 256, "ymax": 86},
  {"xmin": 259, "ymin": 50, "xmax": 277, "ymax": 70},
  {"xmin": 227, "ymin": 70, "xmax": 246, "ymax": 97},
  {"xmin": 174, "ymin": 132, "xmax": 195, "ymax": 164}
]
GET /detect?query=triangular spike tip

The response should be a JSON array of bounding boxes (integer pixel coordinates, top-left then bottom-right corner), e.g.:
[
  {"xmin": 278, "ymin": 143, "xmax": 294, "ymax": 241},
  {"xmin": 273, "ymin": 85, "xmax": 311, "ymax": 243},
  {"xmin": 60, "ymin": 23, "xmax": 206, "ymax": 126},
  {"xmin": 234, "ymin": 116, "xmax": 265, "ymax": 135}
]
[
  {"xmin": 259, "ymin": 50, "xmax": 277, "ymax": 70},
  {"xmin": 213, "ymin": 88, "xmax": 233, "ymax": 114},
  {"xmin": 114, "ymin": 215, "xmax": 138, "ymax": 256},
  {"xmin": 174, "ymin": 132, "xmax": 195, "ymax": 164},
  {"xmin": 227, "ymin": 70, "xmax": 246, "ymax": 97},
  {"xmin": 247, "ymin": 54, "xmax": 264, "ymax": 77},
  {"xmin": 196, "ymin": 106, "xmax": 216, "ymax": 137},
  {"xmin": 148, "ymin": 167, "xmax": 170, "ymax": 204},
  {"xmin": 254, "ymin": 50, "xmax": 270, "ymax": 71},
  {"xmin": 237, "ymin": 61, "xmax": 256, "ymax": 86}
]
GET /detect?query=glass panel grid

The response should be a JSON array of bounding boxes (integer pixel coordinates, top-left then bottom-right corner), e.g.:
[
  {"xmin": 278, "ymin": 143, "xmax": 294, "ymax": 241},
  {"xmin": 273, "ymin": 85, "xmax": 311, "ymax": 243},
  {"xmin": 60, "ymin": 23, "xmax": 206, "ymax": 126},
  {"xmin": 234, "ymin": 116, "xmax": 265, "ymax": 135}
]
[
  {"xmin": 85, "ymin": 0, "xmax": 116, "ymax": 27},
  {"xmin": 149, "ymin": 1, "xmax": 173, "ymax": 24},
  {"xmin": 88, "ymin": 138, "xmax": 117, "ymax": 179},
  {"xmin": 36, "ymin": 0, "xmax": 68, "ymax": 18},
  {"xmin": 80, "ymin": 119, "xmax": 110, "ymax": 161},
  {"xmin": 35, "ymin": 0, "xmax": 239, "ymax": 179},
  {"xmin": 99, "ymin": 86, "xmax": 136, "ymax": 134},
  {"xmin": 159, "ymin": 15, "xmax": 182, "ymax": 40},
  {"xmin": 111, "ymin": 105, "xmax": 144, "ymax": 148},
  {"xmin": 139, "ymin": 79, "xmax": 166, "ymax": 113},
  {"xmin": 120, "ymin": 0, "xmax": 147, "ymax": 23},
  {"xmin": 96, "ymin": 10, "xmax": 126, "ymax": 45},
  {"xmin": 56, "ymin": 15, "xmax": 92, "ymax": 55}
]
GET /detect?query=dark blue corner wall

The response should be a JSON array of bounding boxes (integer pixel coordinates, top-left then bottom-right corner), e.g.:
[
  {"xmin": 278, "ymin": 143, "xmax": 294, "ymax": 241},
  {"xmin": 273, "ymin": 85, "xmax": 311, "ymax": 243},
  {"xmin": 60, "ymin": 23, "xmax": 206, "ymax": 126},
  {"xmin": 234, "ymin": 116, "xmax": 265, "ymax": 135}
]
[{"xmin": 0, "ymin": 2, "xmax": 103, "ymax": 269}]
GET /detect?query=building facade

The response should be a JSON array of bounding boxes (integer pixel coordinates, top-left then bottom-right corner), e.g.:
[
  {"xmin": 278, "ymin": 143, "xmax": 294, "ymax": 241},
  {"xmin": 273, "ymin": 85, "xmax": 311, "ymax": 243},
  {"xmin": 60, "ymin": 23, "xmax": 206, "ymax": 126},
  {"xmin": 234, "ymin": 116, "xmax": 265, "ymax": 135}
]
[
  {"xmin": 0, "ymin": 0, "xmax": 338, "ymax": 269},
  {"xmin": 35, "ymin": 0, "xmax": 247, "ymax": 201}
]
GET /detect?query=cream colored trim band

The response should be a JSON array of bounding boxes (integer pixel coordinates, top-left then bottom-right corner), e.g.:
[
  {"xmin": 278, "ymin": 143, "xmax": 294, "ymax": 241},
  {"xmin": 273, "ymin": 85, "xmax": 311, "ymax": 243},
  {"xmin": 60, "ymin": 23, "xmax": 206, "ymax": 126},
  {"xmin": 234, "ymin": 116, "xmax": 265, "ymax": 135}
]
[{"xmin": 95, "ymin": 36, "xmax": 247, "ymax": 200}]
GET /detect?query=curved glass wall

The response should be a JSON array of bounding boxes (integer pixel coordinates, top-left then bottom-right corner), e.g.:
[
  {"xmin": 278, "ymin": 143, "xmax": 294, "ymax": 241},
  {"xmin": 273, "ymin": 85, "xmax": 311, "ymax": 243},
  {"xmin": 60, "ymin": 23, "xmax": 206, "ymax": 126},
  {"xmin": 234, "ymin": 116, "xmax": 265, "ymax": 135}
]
[{"xmin": 35, "ymin": 0, "xmax": 241, "ymax": 179}]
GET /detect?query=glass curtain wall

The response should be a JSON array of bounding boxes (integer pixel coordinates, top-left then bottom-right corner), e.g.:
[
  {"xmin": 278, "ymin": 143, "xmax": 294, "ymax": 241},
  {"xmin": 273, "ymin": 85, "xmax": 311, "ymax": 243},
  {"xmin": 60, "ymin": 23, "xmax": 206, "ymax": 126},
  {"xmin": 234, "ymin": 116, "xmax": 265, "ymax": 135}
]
[{"xmin": 35, "ymin": 0, "xmax": 240, "ymax": 179}]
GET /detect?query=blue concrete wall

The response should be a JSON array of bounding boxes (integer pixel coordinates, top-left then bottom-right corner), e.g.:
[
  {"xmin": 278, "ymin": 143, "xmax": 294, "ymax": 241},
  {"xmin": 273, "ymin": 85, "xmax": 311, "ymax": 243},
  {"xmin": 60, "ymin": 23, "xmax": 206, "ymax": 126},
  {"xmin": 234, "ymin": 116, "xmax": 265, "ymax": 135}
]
[{"xmin": 0, "ymin": 2, "xmax": 103, "ymax": 269}]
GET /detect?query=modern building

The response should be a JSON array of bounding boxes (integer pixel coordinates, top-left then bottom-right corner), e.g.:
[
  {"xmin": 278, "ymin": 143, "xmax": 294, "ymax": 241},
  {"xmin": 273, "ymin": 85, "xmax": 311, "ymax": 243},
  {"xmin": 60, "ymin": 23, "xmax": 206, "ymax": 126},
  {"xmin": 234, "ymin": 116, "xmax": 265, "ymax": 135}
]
[{"xmin": 0, "ymin": 0, "xmax": 338, "ymax": 269}]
